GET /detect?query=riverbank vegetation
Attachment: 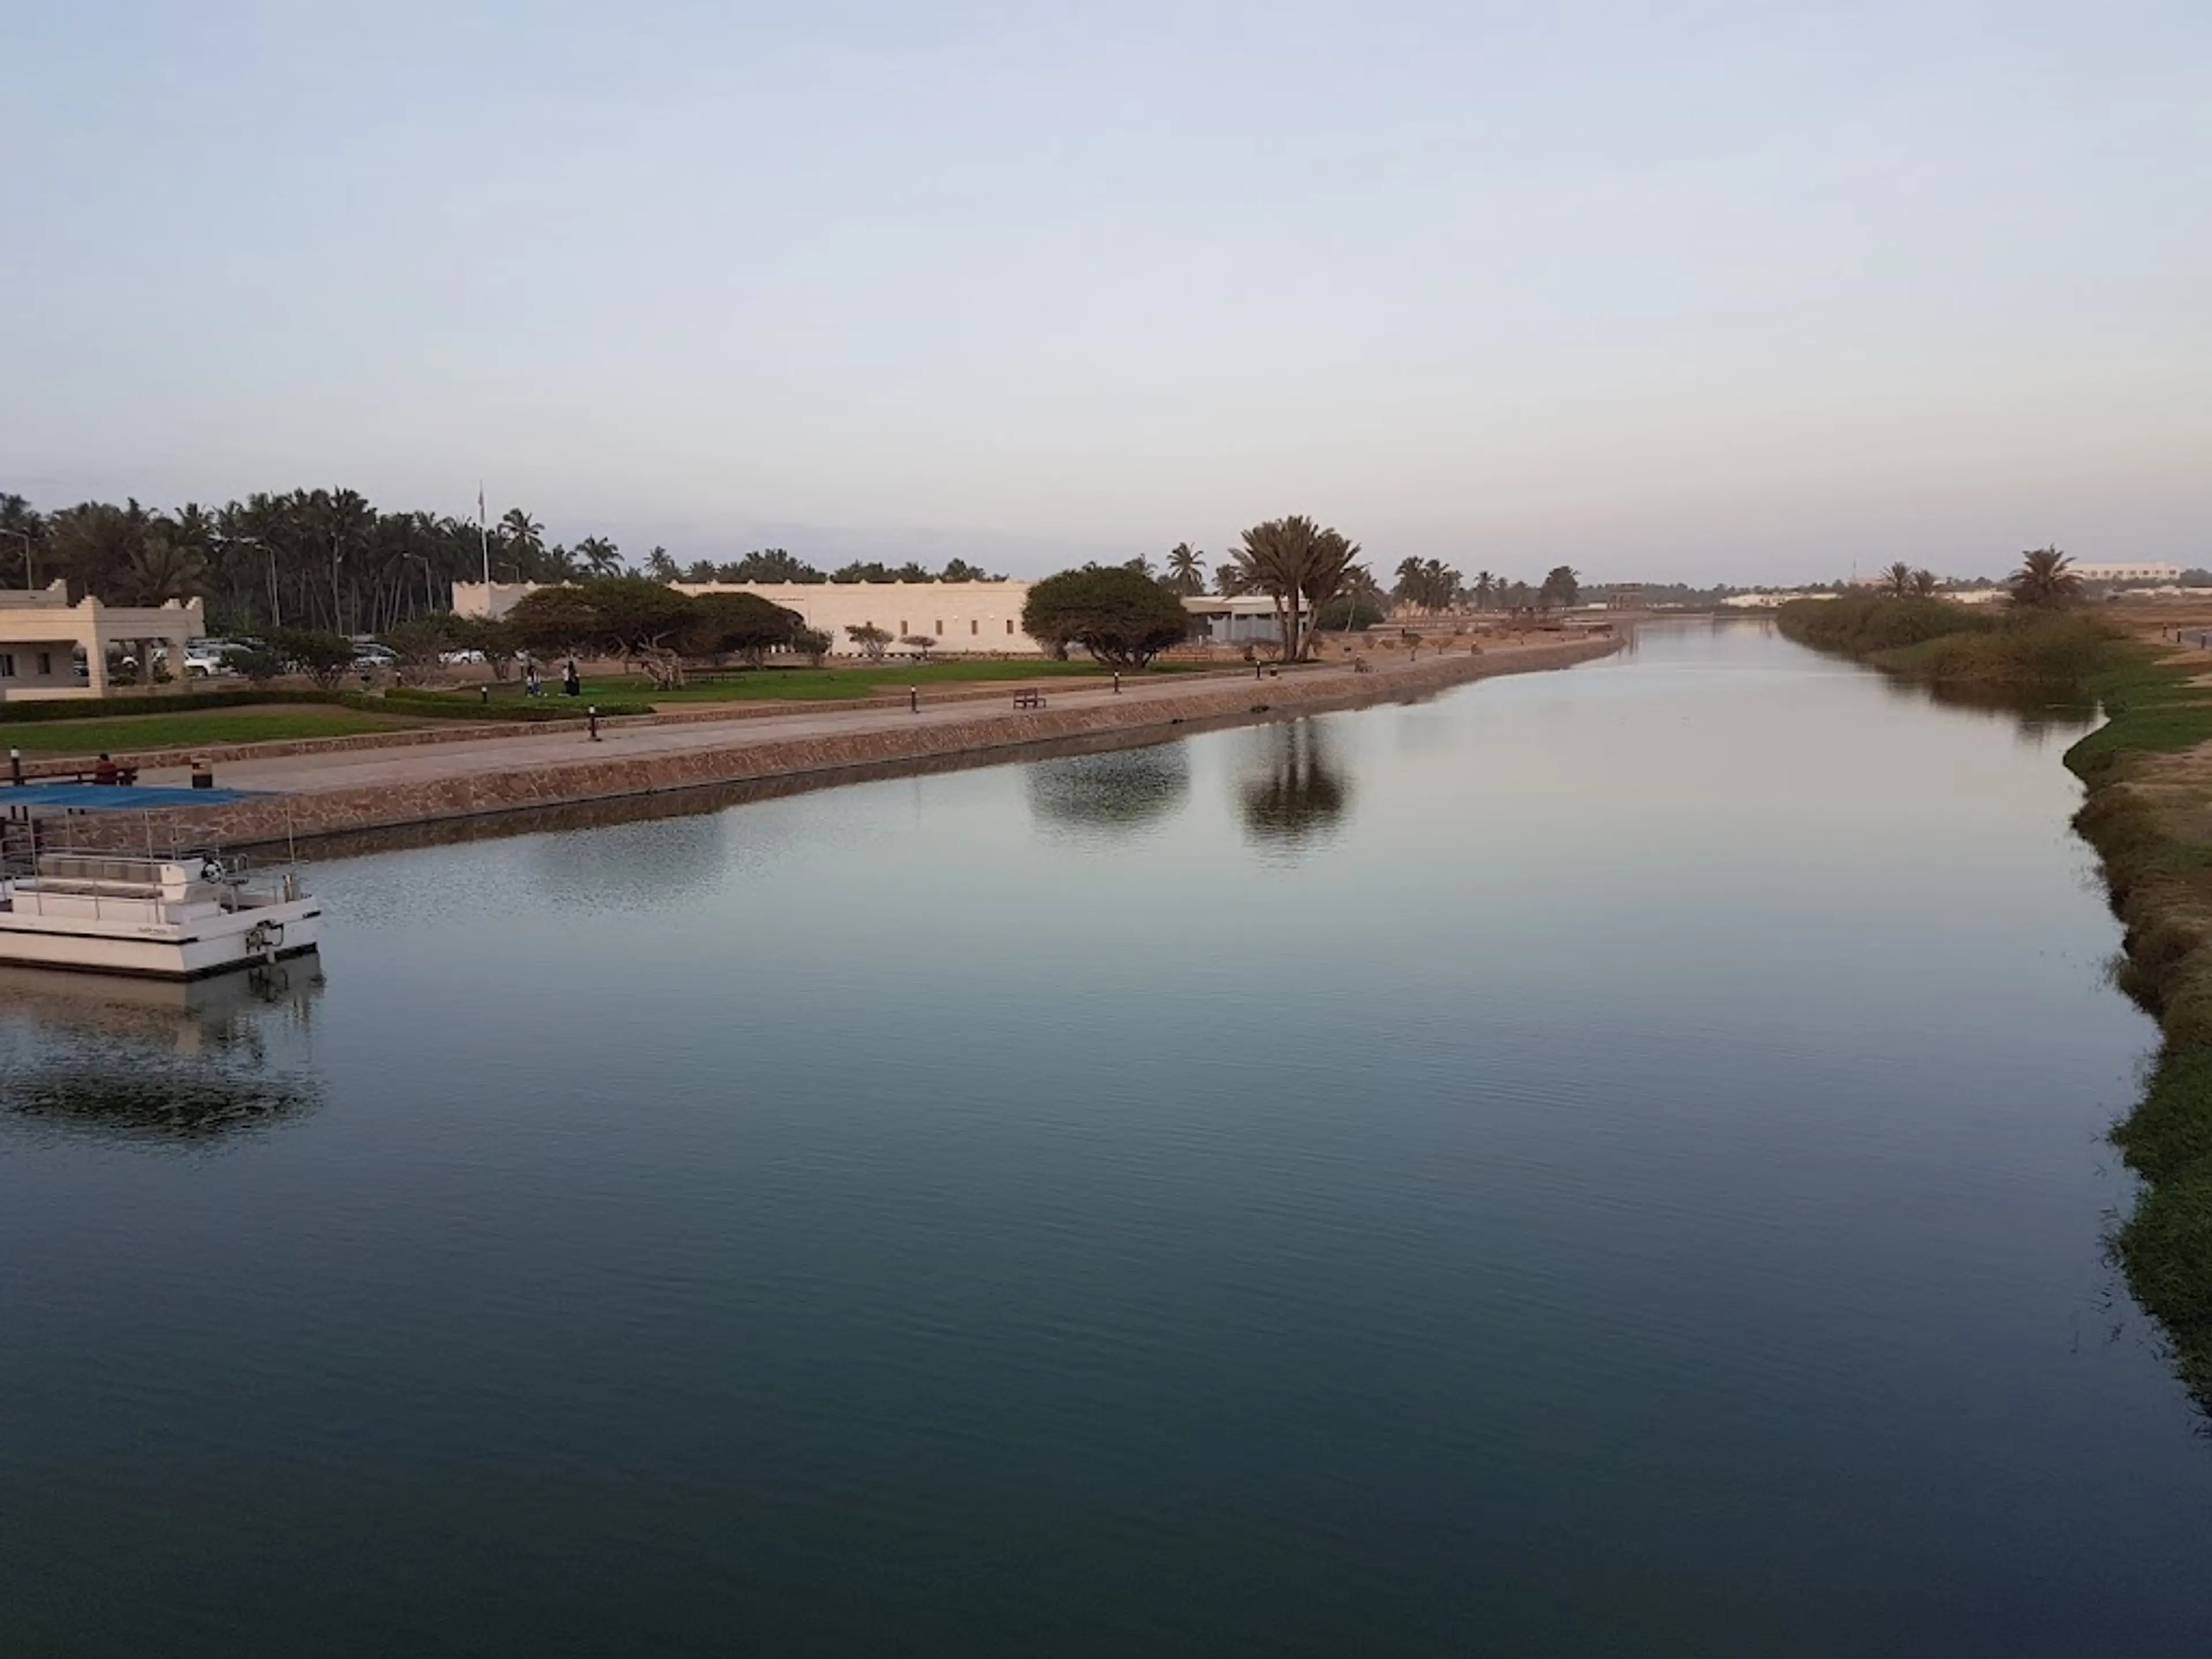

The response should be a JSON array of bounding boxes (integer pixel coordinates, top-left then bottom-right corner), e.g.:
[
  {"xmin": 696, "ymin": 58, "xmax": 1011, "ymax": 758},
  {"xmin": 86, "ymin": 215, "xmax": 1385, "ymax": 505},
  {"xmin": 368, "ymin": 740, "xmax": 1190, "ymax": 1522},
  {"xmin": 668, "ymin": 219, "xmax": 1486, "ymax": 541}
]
[
  {"xmin": 1780, "ymin": 559, "xmax": 2212, "ymax": 1411},
  {"xmin": 1774, "ymin": 596, "xmax": 2115, "ymax": 686}
]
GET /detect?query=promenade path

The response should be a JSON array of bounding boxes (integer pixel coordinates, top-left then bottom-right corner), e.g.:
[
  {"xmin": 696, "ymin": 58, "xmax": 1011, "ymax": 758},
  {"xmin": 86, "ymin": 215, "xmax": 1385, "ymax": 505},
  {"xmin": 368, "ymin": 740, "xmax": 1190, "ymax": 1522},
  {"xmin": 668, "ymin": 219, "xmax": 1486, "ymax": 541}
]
[{"xmin": 130, "ymin": 647, "xmax": 1553, "ymax": 800}]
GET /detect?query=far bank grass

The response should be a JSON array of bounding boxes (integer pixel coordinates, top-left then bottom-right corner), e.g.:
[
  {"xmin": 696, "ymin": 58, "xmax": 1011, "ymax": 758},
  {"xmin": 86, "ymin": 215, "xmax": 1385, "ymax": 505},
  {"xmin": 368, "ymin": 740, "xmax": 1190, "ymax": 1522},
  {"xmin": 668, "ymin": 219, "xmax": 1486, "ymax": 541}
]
[
  {"xmin": 4, "ymin": 705, "xmax": 436, "ymax": 756},
  {"xmin": 1785, "ymin": 594, "xmax": 2212, "ymax": 1410}
]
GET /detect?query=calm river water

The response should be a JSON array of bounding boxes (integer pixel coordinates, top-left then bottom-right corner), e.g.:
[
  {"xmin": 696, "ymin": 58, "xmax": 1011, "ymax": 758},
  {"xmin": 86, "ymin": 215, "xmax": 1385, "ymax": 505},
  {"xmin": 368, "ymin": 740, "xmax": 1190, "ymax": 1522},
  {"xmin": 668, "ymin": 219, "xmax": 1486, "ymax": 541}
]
[{"xmin": 5, "ymin": 622, "xmax": 2209, "ymax": 1656}]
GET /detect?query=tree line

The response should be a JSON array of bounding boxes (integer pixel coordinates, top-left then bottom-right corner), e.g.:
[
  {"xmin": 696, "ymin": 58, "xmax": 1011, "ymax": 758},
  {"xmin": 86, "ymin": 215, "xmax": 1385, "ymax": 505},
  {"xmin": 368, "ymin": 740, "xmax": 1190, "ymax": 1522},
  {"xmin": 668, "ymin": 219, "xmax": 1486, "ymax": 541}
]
[{"xmin": 0, "ymin": 488, "xmax": 1010, "ymax": 638}]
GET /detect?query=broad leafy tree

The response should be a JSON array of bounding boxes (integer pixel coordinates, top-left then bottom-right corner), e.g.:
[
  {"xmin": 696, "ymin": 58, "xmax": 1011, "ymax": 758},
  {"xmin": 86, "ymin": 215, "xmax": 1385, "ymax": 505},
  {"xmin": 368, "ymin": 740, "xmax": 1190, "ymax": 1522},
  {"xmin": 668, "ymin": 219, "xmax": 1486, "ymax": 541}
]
[
  {"xmin": 1021, "ymin": 565, "xmax": 1191, "ymax": 668},
  {"xmin": 1540, "ymin": 565, "xmax": 1580, "ymax": 609},
  {"xmin": 680, "ymin": 592, "xmax": 805, "ymax": 662},
  {"xmin": 506, "ymin": 577, "xmax": 699, "ymax": 686},
  {"xmin": 265, "ymin": 627, "xmax": 357, "ymax": 690}
]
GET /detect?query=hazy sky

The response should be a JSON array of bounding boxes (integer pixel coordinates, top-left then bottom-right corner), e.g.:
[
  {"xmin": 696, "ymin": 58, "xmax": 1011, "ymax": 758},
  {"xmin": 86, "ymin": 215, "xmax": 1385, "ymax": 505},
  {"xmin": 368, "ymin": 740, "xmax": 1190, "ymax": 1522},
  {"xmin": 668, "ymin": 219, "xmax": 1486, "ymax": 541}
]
[{"xmin": 4, "ymin": 1, "xmax": 2206, "ymax": 582}]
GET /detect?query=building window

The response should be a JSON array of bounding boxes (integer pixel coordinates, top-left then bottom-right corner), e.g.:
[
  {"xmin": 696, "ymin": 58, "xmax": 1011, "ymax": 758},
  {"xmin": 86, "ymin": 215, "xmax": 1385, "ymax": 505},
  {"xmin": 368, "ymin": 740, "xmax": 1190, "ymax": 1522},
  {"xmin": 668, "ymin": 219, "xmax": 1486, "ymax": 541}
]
[
  {"xmin": 0, "ymin": 653, "xmax": 13, "ymax": 677},
  {"xmin": 1005, "ymin": 620, "xmax": 1014, "ymax": 635},
  {"xmin": 37, "ymin": 652, "xmax": 52, "ymax": 676},
  {"xmin": 934, "ymin": 620, "xmax": 942, "ymax": 635},
  {"xmin": 900, "ymin": 621, "xmax": 908, "ymax": 635},
  {"xmin": 971, "ymin": 619, "xmax": 978, "ymax": 635}
]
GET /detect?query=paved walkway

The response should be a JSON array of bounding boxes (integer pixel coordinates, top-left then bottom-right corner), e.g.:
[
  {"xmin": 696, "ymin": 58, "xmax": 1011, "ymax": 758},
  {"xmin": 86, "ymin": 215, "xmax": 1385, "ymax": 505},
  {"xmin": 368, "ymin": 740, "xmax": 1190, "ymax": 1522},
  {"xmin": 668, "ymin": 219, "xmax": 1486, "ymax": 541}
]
[{"xmin": 135, "ymin": 647, "xmax": 1551, "ymax": 798}]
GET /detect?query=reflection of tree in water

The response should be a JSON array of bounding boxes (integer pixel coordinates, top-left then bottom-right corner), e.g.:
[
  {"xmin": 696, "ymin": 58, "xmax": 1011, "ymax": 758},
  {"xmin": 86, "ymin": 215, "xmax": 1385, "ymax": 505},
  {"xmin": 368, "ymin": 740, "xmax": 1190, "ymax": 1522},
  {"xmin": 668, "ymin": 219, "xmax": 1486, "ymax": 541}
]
[
  {"xmin": 1237, "ymin": 721, "xmax": 1352, "ymax": 849},
  {"xmin": 1025, "ymin": 745, "xmax": 1192, "ymax": 835},
  {"xmin": 0, "ymin": 963, "xmax": 325, "ymax": 1146},
  {"xmin": 1876, "ymin": 673, "xmax": 2096, "ymax": 746}
]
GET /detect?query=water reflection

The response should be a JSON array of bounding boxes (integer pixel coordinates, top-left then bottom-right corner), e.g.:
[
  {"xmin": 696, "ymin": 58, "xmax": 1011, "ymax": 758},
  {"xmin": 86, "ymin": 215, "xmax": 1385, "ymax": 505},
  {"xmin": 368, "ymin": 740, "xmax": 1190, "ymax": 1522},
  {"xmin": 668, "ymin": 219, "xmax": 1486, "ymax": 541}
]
[
  {"xmin": 1875, "ymin": 672, "xmax": 2099, "ymax": 748},
  {"xmin": 1024, "ymin": 746, "xmax": 1191, "ymax": 837},
  {"xmin": 0, "ymin": 961, "xmax": 325, "ymax": 1144},
  {"xmin": 1236, "ymin": 720, "xmax": 1352, "ymax": 851},
  {"xmin": 530, "ymin": 810, "xmax": 732, "ymax": 912}
]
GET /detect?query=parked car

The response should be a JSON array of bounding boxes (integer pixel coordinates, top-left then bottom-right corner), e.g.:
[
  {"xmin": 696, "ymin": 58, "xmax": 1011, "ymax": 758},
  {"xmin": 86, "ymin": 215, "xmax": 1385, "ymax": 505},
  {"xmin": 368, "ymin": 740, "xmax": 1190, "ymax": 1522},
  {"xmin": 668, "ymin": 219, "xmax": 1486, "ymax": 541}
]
[
  {"xmin": 438, "ymin": 648, "xmax": 488, "ymax": 665},
  {"xmin": 185, "ymin": 639, "xmax": 251, "ymax": 676},
  {"xmin": 352, "ymin": 643, "xmax": 400, "ymax": 668}
]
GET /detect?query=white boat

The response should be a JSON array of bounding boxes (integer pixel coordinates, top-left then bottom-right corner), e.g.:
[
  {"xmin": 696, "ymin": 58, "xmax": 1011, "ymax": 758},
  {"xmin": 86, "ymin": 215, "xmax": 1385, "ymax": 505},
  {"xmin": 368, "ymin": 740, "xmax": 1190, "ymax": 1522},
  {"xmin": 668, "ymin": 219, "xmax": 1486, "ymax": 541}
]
[{"xmin": 0, "ymin": 851, "xmax": 321, "ymax": 979}]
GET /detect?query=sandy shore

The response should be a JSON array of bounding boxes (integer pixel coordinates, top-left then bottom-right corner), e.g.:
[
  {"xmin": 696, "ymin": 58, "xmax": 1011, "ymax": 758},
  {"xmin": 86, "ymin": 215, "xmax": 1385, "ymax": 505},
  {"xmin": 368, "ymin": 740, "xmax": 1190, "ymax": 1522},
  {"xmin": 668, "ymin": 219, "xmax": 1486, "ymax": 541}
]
[{"xmin": 40, "ymin": 635, "xmax": 1619, "ymax": 853}]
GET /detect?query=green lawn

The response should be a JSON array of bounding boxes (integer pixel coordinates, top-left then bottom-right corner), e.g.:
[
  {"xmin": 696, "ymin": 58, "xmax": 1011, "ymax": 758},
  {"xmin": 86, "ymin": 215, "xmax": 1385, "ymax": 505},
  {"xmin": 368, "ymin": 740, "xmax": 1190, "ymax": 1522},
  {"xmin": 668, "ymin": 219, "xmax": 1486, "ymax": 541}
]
[
  {"xmin": 505, "ymin": 660, "xmax": 1205, "ymax": 704},
  {"xmin": 3, "ymin": 706, "xmax": 435, "ymax": 756}
]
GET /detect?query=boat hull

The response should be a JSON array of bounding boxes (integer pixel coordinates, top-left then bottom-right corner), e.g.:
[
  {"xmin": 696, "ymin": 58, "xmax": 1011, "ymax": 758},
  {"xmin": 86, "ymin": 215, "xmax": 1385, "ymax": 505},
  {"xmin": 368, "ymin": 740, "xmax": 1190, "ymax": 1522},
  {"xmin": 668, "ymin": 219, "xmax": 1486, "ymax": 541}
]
[{"xmin": 0, "ymin": 906, "xmax": 322, "ymax": 980}]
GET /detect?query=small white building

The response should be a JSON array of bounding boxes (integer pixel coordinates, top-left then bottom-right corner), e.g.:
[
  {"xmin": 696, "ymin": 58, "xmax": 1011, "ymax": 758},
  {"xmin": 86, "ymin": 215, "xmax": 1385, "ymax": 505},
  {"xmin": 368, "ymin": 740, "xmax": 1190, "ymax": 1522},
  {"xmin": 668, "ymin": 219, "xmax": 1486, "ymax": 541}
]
[
  {"xmin": 2072, "ymin": 562, "xmax": 2181, "ymax": 585},
  {"xmin": 1179, "ymin": 593, "xmax": 1285, "ymax": 644},
  {"xmin": 0, "ymin": 582, "xmax": 205, "ymax": 702}
]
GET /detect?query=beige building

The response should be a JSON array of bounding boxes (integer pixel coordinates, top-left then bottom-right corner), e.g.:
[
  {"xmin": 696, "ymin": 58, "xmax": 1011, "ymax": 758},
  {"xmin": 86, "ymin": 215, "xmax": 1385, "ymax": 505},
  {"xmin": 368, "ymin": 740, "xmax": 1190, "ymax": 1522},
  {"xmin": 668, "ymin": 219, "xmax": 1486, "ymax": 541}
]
[
  {"xmin": 0, "ymin": 582, "xmax": 205, "ymax": 702},
  {"xmin": 2072, "ymin": 562, "xmax": 2181, "ymax": 585},
  {"xmin": 456, "ymin": 578, "xmax": 1047, "ymax": 656}
]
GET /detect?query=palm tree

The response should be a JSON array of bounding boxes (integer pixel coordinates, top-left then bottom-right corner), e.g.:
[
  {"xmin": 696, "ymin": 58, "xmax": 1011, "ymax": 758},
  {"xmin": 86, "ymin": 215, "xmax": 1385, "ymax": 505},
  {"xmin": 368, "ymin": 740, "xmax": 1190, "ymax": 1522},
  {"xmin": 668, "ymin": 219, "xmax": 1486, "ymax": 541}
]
[
  {"xmin": 575, "ymin": 535, "xmax": 623, "ymax": 577},
  {"xmin": 644, "ymin": 546, "xmax": 679, "ymax": 581},
  {"xmin": 499, "ymin": 509, "xmax": 546, "ymax": 579},
  {"xmin": 2011, "ymin": 547, "xmax": 2081, "ymax": 608},
  {"xmin": 1422, "ymin": 559, "xmax": 1460, "ymax": 610},
  {"xmin": 1474, "ymin": 571, "xmax": 1494, "ymax": 611},
  {"xmin": 1233, "ymin": 516, "xmax": 1362, "ymax": 661},
  {"xmin": 1910, "ymin": 569, "xmax": 1938, "ymax": 599},
  {"xmin": 1882, "ymin": 561, "xmax": 1914, "ymax": 598},
  {"xmin": 1166, "ymin": 543, "xmax": 1207, "ymax": 596},
  {"xmin": 123, "ymin": 529, "xmax": 207, "ymax": 605}
]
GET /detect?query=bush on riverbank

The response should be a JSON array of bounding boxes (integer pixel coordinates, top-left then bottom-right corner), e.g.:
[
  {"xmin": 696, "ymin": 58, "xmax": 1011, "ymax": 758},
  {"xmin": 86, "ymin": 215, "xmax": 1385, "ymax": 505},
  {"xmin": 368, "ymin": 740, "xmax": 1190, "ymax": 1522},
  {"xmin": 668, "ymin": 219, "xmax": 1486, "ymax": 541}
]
[
  {"xmin": 2058, "ymin": 648, "xmax": 2212, "ymax": 1412},
  {"xmin": 1775, "ymin": 596, "xmax": 2116, "ymax": 684}
]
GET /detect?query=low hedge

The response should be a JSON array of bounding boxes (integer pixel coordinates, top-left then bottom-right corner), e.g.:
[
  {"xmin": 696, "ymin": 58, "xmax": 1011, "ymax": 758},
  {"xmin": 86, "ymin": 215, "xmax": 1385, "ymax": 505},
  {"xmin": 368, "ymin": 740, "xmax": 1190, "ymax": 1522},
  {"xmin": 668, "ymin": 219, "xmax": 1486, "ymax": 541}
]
[
  {"xmin": 0, "ymin": 688, "xmax": 351, "ymax": 724},
  {"xmin": 377, "ymin": 690, "xmax": 656, "ymax": 721}
]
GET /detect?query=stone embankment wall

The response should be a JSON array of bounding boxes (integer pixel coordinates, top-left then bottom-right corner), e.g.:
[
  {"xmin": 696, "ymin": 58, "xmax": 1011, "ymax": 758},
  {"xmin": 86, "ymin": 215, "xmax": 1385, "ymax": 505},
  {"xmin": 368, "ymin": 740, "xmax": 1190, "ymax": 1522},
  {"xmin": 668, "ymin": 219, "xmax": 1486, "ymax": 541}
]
[{"xmin": 50, "ymin": 638, "xmax": 1616, "ymax": 852}]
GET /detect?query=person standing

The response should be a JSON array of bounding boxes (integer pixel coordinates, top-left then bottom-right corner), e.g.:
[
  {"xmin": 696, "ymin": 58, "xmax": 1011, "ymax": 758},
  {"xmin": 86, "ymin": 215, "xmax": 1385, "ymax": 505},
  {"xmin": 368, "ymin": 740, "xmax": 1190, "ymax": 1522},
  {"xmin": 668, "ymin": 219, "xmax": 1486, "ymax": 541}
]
[{"xmin": 563, "ymin": 660, "xmax": 581, "ymax": 697}]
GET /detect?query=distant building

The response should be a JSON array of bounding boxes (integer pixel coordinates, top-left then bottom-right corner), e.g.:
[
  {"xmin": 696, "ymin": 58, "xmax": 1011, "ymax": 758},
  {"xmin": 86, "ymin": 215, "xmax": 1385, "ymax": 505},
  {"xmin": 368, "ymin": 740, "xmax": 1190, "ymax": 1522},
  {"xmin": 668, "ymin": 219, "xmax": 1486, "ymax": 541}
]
[
  {"xmin": 0, "ymin": 581, "xmax": 204, "ymax": 702},
  {"xmin": 1720, "ymin": 591, "xmax": 1838, "ymax": 609},
  {"xmin": 1179, "ymin": 594, "xmax": 1284, "ymax": 645},
  {"xmin": 2071, "ymin": 562, "xmax": 2180, "ymax": 585},
  {"xmin": 455, "ymin": 578, "xmax": 1044, "ymax": 656}
]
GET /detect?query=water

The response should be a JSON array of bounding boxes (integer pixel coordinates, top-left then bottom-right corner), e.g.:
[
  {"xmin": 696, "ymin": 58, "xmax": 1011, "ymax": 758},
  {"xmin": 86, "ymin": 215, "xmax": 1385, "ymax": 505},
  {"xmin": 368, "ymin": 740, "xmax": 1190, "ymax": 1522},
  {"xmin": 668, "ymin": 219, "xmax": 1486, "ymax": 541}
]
[{"xmin": 4, "ymin": 622, "xmax": 2207, "ymax": 1656}]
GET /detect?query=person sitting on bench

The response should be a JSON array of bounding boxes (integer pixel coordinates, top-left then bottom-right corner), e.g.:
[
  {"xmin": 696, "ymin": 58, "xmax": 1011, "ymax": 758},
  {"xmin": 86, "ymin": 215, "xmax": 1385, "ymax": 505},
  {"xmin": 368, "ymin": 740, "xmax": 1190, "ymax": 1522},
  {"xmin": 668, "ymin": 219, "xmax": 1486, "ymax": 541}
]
[{"xmin": 93, "ymin": 752, "xmax": 119, "ymax": 786}]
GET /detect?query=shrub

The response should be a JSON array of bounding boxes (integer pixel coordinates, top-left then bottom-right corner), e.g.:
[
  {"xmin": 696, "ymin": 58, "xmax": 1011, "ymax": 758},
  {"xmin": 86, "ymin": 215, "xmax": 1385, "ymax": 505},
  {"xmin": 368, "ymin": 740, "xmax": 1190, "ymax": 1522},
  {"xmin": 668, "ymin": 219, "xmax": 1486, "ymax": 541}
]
[{"xmin": 1022, "ymin": 565, "xmax": 1190, "ymax": 668}]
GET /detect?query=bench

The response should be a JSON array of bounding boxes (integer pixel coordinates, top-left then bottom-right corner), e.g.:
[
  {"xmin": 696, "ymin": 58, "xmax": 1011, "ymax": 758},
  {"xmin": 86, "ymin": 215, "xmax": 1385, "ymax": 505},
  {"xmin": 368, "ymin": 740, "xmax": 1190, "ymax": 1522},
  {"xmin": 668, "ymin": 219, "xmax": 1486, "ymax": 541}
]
[{"xmin": 1012, "ymin": 690, "xmax": 1047, "ymax": 710}]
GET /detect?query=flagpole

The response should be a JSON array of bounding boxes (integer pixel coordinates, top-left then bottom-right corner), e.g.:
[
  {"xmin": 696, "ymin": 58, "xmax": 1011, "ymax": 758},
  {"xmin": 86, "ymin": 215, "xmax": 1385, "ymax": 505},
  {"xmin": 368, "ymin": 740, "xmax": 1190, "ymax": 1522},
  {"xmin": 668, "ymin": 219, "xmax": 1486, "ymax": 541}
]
[{"xmin": 478, "ymin": 483, "xmax": 490, "ymax": 588}]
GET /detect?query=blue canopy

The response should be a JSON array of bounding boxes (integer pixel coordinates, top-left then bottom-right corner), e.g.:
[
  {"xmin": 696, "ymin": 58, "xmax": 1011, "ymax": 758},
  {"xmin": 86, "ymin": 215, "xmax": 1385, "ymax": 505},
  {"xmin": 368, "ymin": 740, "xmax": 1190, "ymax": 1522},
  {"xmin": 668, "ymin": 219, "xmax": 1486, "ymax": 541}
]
[{"xmin": 1, "ymin": 783, "xmax": 265, "ymax": 810}]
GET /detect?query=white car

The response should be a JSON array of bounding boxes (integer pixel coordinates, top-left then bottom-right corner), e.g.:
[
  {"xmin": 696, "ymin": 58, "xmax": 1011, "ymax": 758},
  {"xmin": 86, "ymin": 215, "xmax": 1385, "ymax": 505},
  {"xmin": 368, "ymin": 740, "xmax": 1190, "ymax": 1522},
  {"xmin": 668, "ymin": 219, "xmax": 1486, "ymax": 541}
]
[
  {"xmin": 185, "ymin": 642, "xmax": 238, "ymax": 677},
  {"xmin": 439, "ymin": 648, "xmax": 488, "ymax": 665}
]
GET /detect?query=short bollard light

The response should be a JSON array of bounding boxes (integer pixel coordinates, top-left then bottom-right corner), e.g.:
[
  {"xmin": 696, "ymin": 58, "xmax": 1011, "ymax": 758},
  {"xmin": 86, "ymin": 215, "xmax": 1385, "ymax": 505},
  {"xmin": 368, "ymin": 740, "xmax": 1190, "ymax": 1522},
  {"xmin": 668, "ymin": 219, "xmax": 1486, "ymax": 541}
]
[
  {"xmin": 1112, "ymin": 671, "xmax": 1121, "ymax": 694},
  {"xmin": 587, "ymin": 705, "xmax": 601, "ymax": 741},
  {"xmin": 480, "ymin": 685, "xmax": 490, "ymax": 705},
  {"xmin": 9, "ymin": 748, "xmax": 21, "ymax": 786},
  {"xmin": 909, "ymin": 686, "xmax": 918, "ymax": 714}
]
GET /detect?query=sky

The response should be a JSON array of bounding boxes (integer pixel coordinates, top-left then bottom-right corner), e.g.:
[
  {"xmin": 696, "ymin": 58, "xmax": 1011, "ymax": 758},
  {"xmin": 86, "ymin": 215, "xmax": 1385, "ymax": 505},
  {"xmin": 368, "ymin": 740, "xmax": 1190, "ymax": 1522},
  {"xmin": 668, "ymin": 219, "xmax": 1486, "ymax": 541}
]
[{"xmin": 3, "ymin": 1, "xmax": 2207, "ymax": 584}]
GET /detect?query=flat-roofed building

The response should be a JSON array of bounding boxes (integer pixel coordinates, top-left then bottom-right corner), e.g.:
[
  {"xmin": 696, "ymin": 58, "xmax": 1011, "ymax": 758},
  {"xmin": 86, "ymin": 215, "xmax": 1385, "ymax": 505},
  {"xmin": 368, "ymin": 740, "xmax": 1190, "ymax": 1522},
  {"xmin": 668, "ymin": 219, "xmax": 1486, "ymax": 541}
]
[
  {"xmin": 2072, "ymin": 562, "xmax": 2181, "ymax": 584},
  {"xmin": 456, "ymin": 578, "xmax": 1046, "ymax": 656},
  {"xmin": 0, "ymin": 581, "xmax": 204, "ymax": 702},
  {"xmin": 1180, "ymin": 593, "xmax": 1284, "ymax": 643}
]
